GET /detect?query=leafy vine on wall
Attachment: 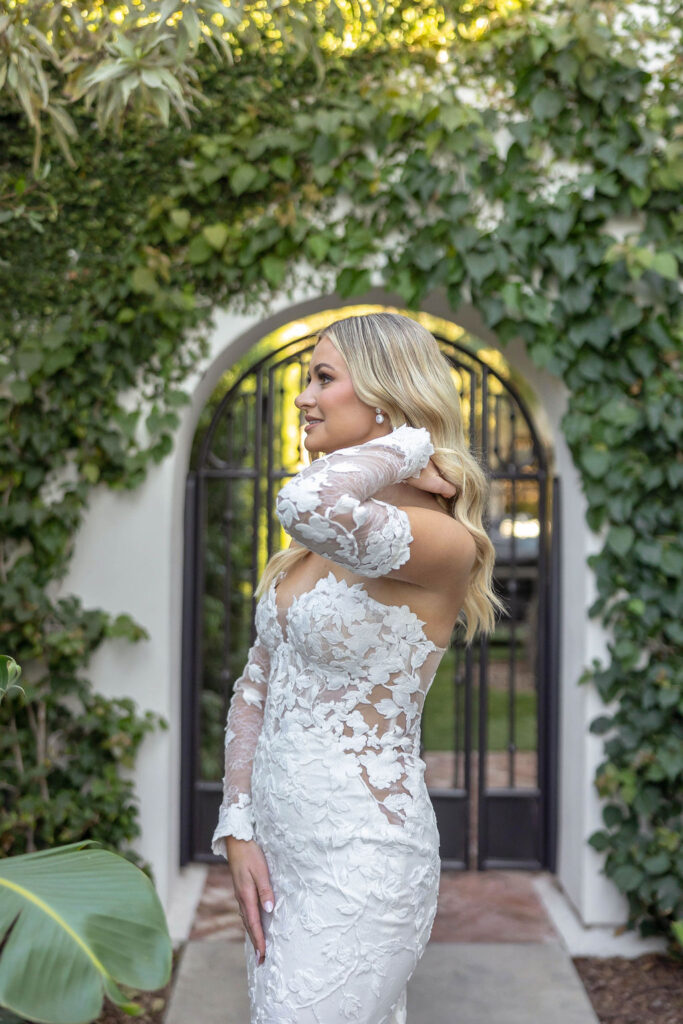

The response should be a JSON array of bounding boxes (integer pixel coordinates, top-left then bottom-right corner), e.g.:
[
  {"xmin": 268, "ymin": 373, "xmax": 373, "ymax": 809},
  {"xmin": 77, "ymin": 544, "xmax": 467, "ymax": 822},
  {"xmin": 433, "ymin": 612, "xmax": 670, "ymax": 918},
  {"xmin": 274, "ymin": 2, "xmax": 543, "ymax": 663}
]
[{"xmin": 1, "ymin": 3, "xmax": 681, "ymax": 943}]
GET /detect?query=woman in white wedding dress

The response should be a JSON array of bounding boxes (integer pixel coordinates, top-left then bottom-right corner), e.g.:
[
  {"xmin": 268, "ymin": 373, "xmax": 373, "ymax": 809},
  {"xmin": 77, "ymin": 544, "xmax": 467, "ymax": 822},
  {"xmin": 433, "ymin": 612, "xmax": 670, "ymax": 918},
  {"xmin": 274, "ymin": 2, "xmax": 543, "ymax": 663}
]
[{"xmin": 211, "ymin": 312, "xmax": 504, "ymax": 1023}]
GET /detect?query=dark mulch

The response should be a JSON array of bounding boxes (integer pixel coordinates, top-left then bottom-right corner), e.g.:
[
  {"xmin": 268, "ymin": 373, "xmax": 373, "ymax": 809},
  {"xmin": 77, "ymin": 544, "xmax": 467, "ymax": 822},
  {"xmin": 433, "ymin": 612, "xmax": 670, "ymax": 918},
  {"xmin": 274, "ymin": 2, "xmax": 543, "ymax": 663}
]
[
  {"xmin": 94, "ymin": 945, "xmax": 184, "ymax": 1024},
  {"xmin": 572, "ymin": 953, "xmax": 683, "ymax": 1024}
]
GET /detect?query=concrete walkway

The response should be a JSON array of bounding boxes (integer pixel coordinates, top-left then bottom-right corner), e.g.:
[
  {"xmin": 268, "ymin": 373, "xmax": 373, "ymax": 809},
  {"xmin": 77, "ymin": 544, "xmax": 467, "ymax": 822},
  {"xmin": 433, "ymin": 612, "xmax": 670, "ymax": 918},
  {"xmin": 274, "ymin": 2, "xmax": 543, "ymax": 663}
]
[
  {"xmin": 165, "ymin": 866, "xmax": 600, "ymax": 1023},
  {"xmin": 166, "ymin": 937, "xmax": 600, "ymax": 1023}
]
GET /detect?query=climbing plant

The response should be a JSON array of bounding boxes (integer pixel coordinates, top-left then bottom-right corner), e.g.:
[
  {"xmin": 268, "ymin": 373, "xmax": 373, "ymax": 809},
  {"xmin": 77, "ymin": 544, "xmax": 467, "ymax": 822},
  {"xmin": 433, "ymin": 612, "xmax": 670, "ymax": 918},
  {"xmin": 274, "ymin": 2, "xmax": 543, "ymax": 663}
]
[{"xmin": 1, "ymin": 0, "xmax": 681, "ymax": 945}]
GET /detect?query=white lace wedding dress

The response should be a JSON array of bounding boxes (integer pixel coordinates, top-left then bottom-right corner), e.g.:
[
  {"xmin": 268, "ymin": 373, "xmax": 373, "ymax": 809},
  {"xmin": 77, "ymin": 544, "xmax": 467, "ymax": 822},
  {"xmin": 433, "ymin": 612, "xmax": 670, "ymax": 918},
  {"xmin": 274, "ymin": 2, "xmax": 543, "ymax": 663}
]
[{"xmin": 212, "ymin": 424, "xmax": 447, "ymax": 1024}]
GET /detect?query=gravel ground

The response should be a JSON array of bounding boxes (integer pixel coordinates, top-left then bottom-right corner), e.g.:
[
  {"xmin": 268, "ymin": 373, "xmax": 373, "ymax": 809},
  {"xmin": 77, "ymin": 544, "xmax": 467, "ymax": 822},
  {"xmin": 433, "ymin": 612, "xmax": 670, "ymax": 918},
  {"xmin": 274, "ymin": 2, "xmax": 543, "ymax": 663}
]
[
  {"xmin": 572, "ymin": 953, "xmax": 683, "ymax": 1024},
  {"xmin": 94, "ymin": 945, "xmax": 183, "ymax": 1024}
]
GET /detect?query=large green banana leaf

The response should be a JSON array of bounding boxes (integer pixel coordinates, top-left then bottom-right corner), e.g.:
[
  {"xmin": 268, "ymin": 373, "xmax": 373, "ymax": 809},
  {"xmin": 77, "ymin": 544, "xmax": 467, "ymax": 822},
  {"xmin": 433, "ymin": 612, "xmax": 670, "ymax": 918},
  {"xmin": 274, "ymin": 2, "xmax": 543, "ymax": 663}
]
[{"xmin": 0, "ymin": 840, "xmax": 172, "ymax": 1024}]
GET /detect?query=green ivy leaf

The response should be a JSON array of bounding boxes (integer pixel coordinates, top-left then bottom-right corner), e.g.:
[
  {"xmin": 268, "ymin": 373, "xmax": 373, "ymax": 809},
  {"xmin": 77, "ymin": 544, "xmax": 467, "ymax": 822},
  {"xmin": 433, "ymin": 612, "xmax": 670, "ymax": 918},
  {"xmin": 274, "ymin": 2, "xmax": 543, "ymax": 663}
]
[
  {"xmin": 438, "ymin": 104, "xmax": 469, "ymax": 132},
  {"xmin": 589, "ymin": 715, "xmax": 614, "ymax": 735},
  {"xmin": 661, "ymin": 544, "xmax": 683, "ymax": 580},
  {"xmin": 628, "ymin": 184, "xmax": 651, "ymax": 207},
  {"xmin": 230, "ymin": 163, "xmax": 258, "ymax": 196},
  {"xmin": 599, "ymin": 398, "xmax": 641, "ymax": 430},
  {"xmin": 547, "ymin": 209, "xmax": 575, "ymax": 242},
  {"xmin": 187, "ymin": 234, "xmax": 213, "ymax": 264},
  {"xmin": 588, "ymin": 830, "xmax": 611, "ymax": 852},
  {"xmin": 634, "ymin": 540, "xmax": 662, "ymax": 568},
  {"xmin": 581, "ymin": 449, "xmax": 610, "ymax": 478},
  {"xmin": 130, "ymin": 267, "xmax": 157, "ymax": 294},
  {"xmin": 612, "ymin": 865, "xmax": 644, "ymax": 892},
  {"xmin": 43, "ymin": 347, "xmax": 76, "ymax": 375},
  {"xmin": 165, "ymin": 390, "xmax": 191, "ymax": 408},
  {"xmin": 529, "ymin": 35, "xmax": 549, "ymax": 61},
  {"xmin": 467, "ymin": 252, "xmax": 497, "ymax": 283},
  {"xmin": 610, "ymin": 298, "xmax": 642, "ymax": 333},
  {"xmin": 270, "ymin": 155, "xmax": 295, "ymax": 180},
  {"xmin": 306, "ymin": 233, "xmax": 330, "ymax": 263},
  {"xmin": 16, "ymin": 350, "xmax": 43, "ymax": 376},
  {"xmin": 656, "ymin": 745, "xmax": 683, "ymax": 781},
  {"xmin": 546, "ymin": 244, "xmax": 579, "ymax": 279},
  {"xmin": 568, "ymin": 316, "xmax": 612, "ymax": 351},
  {"xmin": 602, "ymin": 804, "xmax": 623, "ymax": 828},
  {"xmin": 9, "ymin": 380, "xmax": 32, "ymax": 403},
  {"xmin": 336, "ymin": 267, "xmax": 372, "ymax": 297},
  {"xmin": 650, "ymin": 252, "xmax": 678, "ymax": 280},
  {"xmin": 261, "ymin": 256, "xmax": 287, "ymax": 287},
  {"xmin": 530, "ymin": 89, "xmax": 563, "ymax": 120},
  {"xmin": 654, "ymin": 876, "xmax": 679, "ymax": 914},
  {"xmin": 553, "ymin": 50, "xmax": 579, "ymax": 86},
  {"xmin": 663, "ymin": 619, "xmax": 683, "ymax": 645},
  {"xmin": 170, "ymin": 208, "xmax": 191, "ymax": 231},
  {"xmin": 202, "ymin": 223, "xmax": 229, "ymax": 251},
  {"xmin": 666, "ymin": 462, "xmax": 683, "ymax": 489},
  {"xmin": 619, "ymin": 155, "xmax": 649, "ymax": 188},
  {"xmin": 106, "ymin": 613, "xmax": 149, "ymax": 642}
]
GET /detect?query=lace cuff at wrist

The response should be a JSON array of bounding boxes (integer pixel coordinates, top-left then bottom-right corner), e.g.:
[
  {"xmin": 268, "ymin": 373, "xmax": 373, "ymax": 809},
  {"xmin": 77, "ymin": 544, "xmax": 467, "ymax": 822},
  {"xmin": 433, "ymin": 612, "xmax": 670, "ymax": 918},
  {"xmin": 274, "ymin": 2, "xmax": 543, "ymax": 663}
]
[
  {"xmin": 362, "ymin": 424, "xmax": 435, "ymax": 480},
  {"xmin": 211, "ymin": 794, "xmax": 255, "ymax": 858}
]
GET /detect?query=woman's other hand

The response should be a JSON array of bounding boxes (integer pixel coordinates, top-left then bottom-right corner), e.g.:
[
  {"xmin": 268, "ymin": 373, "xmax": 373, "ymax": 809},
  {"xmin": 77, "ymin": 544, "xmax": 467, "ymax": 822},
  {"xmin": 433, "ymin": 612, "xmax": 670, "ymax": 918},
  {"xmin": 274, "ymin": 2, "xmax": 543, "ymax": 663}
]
[
  {"xmin": 406, "ymin": 458, "xmax": 457, "ymax": 499},
  {"xmin": 225, "ymin": 836, "xmax": 275, "ymax": 966}
]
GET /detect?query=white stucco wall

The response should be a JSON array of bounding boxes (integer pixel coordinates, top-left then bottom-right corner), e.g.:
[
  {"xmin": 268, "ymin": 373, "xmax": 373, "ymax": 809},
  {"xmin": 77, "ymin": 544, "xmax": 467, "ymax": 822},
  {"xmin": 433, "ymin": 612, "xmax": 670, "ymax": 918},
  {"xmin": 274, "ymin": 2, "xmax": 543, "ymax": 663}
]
[{"xmin": 61, "ymin": 284, "xmax": 633, "ymax": 935}]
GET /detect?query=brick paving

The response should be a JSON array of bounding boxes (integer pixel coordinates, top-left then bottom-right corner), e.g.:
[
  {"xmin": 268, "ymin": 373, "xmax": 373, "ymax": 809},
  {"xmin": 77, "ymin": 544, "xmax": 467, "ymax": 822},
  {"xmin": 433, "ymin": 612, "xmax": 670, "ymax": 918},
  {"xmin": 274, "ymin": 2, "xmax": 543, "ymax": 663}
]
[
  {"xmin": 191, "ymin": 865, "xmax": 559, "ymax": 944},
  {"xmin": 194, "ymin": 749, "xmax": 556, "ymax": 946}
]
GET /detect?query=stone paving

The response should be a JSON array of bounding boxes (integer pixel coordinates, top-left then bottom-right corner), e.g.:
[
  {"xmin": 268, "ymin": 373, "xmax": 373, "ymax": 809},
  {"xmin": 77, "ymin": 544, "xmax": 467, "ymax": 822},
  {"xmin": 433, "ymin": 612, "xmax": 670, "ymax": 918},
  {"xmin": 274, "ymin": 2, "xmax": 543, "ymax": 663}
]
[
  {"xmin": 168, "ymin": 867, "xmax": 600, "ymax": 1024},
  {"xmin": 175, "ymin": 740, "xmax": 597, "ymax": 1020}
]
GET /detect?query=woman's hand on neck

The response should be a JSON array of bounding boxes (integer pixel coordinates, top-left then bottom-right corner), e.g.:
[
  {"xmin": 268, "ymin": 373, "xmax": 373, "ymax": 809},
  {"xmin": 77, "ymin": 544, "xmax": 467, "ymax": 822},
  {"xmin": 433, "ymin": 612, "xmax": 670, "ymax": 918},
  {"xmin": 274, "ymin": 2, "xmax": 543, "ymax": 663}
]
[{"xmin": 374, "ymin": 481, "xmax": 443, "ymax": 511}]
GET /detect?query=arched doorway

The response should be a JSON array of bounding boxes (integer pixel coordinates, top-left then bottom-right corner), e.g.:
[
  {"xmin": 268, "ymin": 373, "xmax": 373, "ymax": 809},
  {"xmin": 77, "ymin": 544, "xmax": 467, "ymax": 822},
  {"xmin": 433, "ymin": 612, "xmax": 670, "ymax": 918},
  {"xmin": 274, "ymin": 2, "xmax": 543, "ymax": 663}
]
[{"xmin": 180, "ymin": 308, "xmax": 560, "ymax": 870}]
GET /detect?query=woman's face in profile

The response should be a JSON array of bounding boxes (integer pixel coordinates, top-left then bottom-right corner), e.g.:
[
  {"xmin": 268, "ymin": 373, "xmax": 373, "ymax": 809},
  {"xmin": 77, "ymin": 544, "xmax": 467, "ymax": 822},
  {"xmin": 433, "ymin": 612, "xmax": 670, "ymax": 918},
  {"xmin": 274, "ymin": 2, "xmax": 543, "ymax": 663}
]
[{"xmin": 295, "ymin": 335, "xmax": 389, "ymax": 454}]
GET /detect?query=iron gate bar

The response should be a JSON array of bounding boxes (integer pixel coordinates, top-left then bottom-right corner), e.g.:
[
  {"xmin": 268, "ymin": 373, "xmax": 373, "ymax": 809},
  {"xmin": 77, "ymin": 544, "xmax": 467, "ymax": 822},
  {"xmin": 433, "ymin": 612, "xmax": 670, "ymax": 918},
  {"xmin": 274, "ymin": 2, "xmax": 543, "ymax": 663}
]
[
  {"xmin": 180, "ymin": 472, "xmax": 198, "ymax": 867},
  {"xmin": 546, "ymin": 475, "xmax": 561, "ymax": 872}
]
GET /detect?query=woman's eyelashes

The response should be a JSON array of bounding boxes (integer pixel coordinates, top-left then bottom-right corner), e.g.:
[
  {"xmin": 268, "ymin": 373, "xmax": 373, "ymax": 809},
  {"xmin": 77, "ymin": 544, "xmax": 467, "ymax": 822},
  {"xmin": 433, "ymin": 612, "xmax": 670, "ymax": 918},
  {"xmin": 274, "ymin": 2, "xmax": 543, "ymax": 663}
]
[{"xmin": 305, "ymin": 373, "xmax": 332, "ymax": 385}]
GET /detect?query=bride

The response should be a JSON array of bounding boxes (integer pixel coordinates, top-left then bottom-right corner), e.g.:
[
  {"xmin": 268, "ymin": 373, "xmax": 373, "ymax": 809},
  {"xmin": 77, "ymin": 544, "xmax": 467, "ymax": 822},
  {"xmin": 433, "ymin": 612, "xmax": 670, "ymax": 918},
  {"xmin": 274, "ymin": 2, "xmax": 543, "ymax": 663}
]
[{"xmin": 212, "ymin": 311, "xmax": 504, "ymax": 1023}]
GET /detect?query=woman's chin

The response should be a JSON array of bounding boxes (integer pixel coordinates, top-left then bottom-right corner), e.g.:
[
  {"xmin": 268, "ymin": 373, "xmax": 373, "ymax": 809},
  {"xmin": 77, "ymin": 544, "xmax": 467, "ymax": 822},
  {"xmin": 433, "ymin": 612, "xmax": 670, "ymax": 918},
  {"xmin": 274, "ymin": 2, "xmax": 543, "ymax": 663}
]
[
  {"xmin": 303, "ymin": 425, "xmax": 327, "ymax": 444},
  {"xmin": 303, "ymin": 433, "xmax": 323, "ymax": 453}
]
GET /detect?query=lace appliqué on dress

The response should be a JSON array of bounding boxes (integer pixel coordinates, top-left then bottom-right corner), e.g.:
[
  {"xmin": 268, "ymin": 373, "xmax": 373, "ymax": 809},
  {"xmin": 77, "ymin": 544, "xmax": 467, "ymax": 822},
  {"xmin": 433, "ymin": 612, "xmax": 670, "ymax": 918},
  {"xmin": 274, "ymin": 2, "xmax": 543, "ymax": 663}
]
[
  {"xmin": 211, "ymin": 424, "xmax": 444, "ymax": 1022},
  {"xmin": 275, "ymin": 423, "xmax": 435, "ymax": 579},
  {"xmin": 211, "ymin": 636, "xmax": 270, "ymax": 856}
]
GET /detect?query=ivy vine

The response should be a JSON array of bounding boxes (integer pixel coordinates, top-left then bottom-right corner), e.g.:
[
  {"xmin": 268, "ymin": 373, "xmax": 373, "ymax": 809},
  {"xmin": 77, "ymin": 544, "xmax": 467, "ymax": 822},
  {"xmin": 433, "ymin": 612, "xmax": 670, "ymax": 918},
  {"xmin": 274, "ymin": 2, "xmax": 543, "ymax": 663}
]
[{"xmin": 1, "ymin": 3, "xmax": 681, "ymax": 945}]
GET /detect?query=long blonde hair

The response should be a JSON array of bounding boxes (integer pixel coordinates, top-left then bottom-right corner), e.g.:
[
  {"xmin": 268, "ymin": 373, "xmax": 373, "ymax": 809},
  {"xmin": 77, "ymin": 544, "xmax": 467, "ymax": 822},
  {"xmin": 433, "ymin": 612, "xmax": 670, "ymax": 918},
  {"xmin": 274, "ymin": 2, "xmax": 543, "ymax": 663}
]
[{"xmin": 255, "ymin": 312, "xmax": 508, "ymax": 646}]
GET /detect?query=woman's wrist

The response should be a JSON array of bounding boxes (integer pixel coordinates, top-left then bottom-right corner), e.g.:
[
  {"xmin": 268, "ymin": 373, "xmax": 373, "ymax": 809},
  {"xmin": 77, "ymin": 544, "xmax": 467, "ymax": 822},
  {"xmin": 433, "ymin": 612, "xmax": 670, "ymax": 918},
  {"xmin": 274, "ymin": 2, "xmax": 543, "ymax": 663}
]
[
  {"xmin": 364, "ymin": 423, "xmax": 435, "ymax": 480},
  {"xmin": 226, "ymin": 835, "xmax": 247, "ymax": 847}
]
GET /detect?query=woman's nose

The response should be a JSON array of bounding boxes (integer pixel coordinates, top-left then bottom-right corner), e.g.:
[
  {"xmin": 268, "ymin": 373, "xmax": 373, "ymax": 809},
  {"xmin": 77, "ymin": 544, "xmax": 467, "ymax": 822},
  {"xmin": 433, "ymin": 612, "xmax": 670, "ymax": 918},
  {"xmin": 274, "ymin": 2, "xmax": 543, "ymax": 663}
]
[{"xmin": 295, "ymin": 386, "xmax": 312, "ymax": 407}]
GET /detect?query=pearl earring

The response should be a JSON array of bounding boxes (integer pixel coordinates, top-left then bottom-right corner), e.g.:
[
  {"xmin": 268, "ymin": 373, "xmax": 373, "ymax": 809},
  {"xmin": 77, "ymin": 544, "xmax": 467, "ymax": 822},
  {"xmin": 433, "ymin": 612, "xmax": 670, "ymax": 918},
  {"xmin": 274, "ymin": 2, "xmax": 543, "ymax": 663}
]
[{"xmin": 375, "ymin": 407, "xmax": 385, "ymax": 424}]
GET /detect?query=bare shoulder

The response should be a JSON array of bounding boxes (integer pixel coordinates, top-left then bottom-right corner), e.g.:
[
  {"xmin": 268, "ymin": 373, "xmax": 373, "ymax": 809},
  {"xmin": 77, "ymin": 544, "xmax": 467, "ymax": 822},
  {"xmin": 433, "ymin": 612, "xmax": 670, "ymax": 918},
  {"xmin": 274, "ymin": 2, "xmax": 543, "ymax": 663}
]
[{"xmin": 391, "ymin": 505, "xmax": 477, "ymax": 588}]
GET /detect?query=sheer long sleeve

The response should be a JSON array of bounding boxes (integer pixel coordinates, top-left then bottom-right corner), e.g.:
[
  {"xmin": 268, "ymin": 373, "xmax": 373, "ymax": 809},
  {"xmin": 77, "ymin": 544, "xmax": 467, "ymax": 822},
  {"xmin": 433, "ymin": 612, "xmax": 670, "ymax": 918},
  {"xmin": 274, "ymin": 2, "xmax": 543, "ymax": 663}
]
[
  {"xmin": 274, "ymin": 424, "xmax": 435, "ymax": 578},
  {"xmin": 211, "ymin": 634, "xmax": 271, "ymax": 858}
]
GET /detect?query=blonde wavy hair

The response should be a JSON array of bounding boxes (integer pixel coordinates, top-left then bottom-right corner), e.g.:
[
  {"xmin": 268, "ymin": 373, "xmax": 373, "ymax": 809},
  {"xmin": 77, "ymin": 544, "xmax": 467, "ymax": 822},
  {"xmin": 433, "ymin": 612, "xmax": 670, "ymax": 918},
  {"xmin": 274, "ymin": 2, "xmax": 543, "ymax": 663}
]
[{"xmin": 255, "ymin": 312, "xmax": 508, "ymax": 646}]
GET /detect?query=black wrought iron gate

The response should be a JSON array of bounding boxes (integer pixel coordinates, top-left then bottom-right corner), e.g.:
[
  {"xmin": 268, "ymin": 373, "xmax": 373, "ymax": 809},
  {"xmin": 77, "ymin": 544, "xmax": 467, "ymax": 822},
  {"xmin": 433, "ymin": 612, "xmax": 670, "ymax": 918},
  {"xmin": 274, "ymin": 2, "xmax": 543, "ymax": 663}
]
[{"xmin": 180, "ymin": 328, "xmax": 560, "ymax": 870}]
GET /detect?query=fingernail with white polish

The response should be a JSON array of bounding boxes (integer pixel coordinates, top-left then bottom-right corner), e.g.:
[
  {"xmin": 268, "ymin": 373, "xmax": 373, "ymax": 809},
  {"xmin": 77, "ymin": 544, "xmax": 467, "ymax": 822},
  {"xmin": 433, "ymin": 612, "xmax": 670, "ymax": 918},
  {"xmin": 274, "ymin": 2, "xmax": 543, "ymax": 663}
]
[{"xmin": 264, "ymin": 900, "xmax": 274, "ymax": 913}]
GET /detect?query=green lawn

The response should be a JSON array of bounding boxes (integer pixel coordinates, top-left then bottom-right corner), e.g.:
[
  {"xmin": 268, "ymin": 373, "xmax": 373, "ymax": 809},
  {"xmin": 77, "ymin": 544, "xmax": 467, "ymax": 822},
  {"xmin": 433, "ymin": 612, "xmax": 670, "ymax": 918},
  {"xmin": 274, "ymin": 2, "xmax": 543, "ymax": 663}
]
[{"xmin": 422, "ymin": 648, "xmax": 537, "ymax": 752}]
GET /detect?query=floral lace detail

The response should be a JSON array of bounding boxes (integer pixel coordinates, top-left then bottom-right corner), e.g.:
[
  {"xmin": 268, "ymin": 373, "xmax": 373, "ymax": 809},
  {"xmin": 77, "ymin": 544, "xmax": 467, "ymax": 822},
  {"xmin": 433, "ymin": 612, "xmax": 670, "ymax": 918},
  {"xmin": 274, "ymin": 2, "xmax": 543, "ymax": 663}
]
[
  {"xmin": 267, "ymin": 570, "xmax": 446, "ymax": 831},
  {"xmin": 275, "ymin": 423, "xmax": 435, "ymax": 578},
  {"xmin": 212, "ymin": 425, "xmax": 444, "ymax": 1021},
  {"xmin": 211, "ymin": 636, "xmax": 270, "ymax": 857}
]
